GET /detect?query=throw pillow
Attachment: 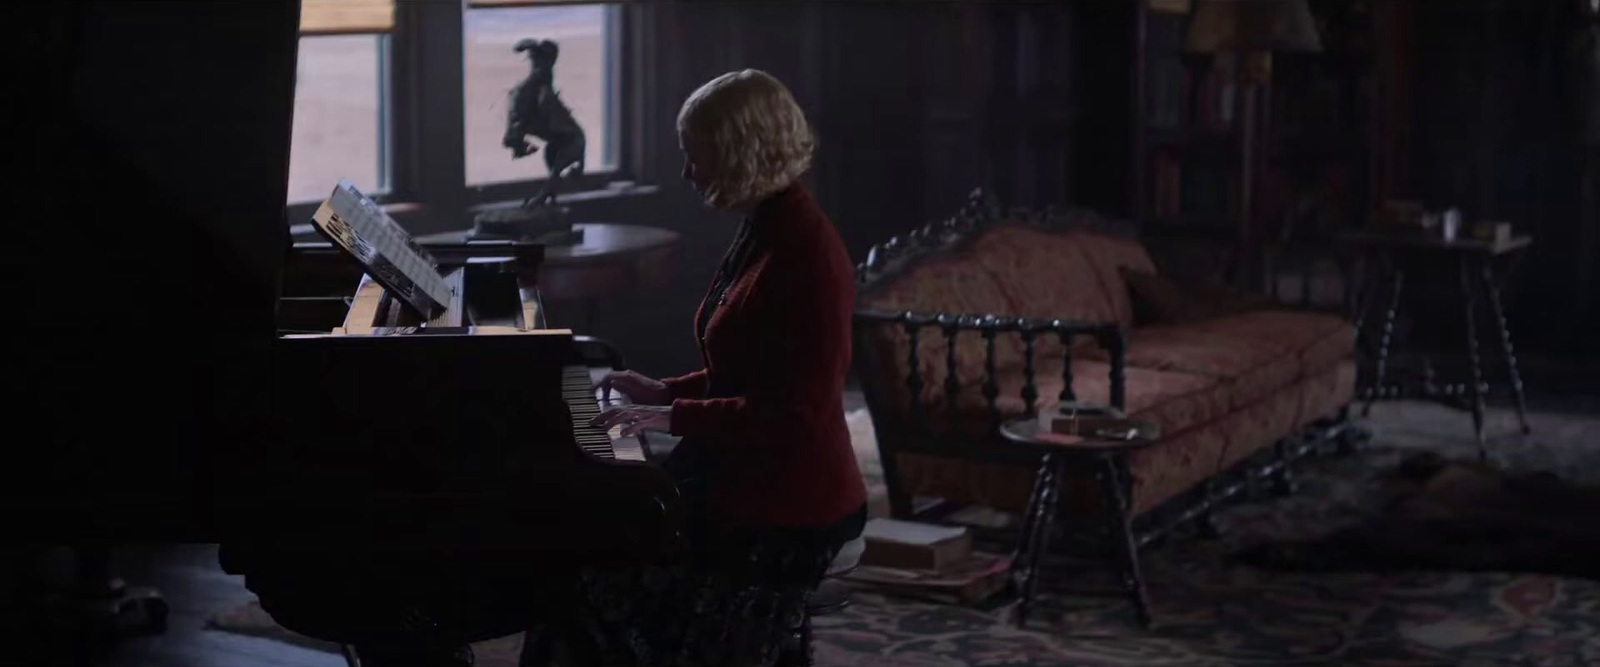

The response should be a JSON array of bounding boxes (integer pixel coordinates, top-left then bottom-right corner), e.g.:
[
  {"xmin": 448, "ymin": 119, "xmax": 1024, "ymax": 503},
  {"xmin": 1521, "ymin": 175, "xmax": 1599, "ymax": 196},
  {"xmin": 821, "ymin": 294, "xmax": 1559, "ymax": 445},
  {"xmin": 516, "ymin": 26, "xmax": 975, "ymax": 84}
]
[
  {"xmin": 1120, "ymin": 267, "xmax": 1278, "ymax": 326},
  {"xmin": 1120, "ymin": 267, "xmax": 1210, "ymax": 325}
]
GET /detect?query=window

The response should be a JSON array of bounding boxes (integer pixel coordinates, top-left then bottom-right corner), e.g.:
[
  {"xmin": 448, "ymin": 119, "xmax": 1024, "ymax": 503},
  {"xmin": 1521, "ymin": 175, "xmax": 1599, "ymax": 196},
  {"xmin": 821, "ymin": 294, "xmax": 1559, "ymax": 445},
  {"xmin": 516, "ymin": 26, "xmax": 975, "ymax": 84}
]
[
  {"xmin": 286, "ymin": 0, "xmax": 393, "ymax": 204},
  {"xmin": 463, "ymin": 4, "xmax": 616, "ymax": 186},
  {"xmin": 286, "ymin": 35, "xmax": 389, "ymax": 203},
  {"xmin": 286, "ymin": 1, "xmax": 628, "ymax": 217}
]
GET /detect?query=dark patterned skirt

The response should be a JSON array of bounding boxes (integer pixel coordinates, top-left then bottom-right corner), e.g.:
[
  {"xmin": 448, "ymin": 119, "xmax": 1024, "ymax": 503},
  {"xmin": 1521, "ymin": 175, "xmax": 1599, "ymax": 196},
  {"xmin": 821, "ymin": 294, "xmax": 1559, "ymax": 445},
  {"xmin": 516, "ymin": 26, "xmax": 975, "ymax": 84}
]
[{"xmin": 523, "ymin": 505, "xmax": 866, "ymax": 667}]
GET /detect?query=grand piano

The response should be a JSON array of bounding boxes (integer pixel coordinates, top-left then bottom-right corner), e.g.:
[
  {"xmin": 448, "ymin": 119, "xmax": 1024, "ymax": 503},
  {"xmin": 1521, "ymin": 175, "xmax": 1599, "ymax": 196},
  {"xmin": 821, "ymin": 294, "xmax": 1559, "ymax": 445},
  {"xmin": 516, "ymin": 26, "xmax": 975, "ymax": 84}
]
[
  {"xmin": 1, "ymin": 1, "xmax": 679, "ymax": 661},
  {"xmin": 220, "ymin": 181, "xmax": 685, "ymax": 659}
]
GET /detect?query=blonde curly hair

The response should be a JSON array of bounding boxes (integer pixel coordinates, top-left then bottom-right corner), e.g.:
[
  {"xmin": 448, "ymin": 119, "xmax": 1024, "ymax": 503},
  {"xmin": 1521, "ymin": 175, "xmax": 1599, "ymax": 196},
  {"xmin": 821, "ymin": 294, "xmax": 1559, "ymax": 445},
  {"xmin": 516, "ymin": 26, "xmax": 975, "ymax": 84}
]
[{"xmin": 677, "ymin": 69, "xmax": 815, "ymax": 209}]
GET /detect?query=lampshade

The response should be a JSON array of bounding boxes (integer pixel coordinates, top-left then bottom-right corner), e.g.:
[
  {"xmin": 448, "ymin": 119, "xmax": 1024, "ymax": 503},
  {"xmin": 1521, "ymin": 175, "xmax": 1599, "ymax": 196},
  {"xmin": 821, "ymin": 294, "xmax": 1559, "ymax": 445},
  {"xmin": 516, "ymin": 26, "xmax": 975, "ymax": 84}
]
[{"xmin": 1186, "ymin": 0, "xmax": 1323, "ymax": 54}]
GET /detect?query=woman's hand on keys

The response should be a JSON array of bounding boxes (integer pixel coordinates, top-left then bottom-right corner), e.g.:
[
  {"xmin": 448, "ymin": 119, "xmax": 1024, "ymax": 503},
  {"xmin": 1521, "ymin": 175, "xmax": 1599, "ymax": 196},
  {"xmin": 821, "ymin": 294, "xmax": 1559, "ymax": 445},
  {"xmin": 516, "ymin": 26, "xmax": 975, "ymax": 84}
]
[{"xmin": 593, "ymin": 370, "xmax": 670, "ymax": 406}]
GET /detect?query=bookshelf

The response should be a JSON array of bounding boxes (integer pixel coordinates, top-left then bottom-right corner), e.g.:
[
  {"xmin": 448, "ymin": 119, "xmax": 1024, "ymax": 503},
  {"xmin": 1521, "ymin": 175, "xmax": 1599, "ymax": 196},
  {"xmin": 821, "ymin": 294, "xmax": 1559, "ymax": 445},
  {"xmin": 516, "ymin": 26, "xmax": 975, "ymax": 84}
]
[
  {"xmin": 1132, "ymin": 0, "xmax": 1380, "ymax": 287},
  {"xmin": 1133, "ymin": 3, "xmax": 1242, "ymax": 239}
]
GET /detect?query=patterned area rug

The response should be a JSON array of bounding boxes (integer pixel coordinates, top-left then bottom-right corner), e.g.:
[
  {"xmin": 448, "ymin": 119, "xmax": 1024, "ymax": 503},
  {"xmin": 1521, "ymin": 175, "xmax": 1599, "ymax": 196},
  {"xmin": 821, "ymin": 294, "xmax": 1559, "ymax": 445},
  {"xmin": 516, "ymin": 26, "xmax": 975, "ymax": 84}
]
[{"xmin": 210, "ymin": 403, "xmax": 1600, "ymax": 666}]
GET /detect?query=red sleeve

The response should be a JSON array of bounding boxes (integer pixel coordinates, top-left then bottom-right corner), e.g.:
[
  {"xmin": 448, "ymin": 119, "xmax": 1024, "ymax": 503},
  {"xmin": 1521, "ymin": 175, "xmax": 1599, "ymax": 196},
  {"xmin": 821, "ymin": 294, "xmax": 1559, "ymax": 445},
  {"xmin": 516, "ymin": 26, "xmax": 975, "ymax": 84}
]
[
  {"xmin": 660, "ymin": 369, "xmax": 708, "ymax": 400},
  {"xmin": 668, "ymin": 247, "xmax": 852, "ymax": 448}
]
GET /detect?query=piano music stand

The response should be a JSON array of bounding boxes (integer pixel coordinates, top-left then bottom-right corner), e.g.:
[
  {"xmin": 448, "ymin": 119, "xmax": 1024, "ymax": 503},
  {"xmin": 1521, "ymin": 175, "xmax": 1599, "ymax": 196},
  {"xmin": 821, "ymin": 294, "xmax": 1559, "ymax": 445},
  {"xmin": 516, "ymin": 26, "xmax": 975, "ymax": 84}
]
[{"xmin": 308, "ymin": 180, "xmax": 455, "ymax": 323}]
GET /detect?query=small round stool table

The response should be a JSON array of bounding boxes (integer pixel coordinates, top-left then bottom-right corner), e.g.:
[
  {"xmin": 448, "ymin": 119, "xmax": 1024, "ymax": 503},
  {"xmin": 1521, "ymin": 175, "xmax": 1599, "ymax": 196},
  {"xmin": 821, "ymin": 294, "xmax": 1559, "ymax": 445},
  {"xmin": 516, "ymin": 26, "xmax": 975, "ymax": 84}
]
[
  {"xmin": 999, "ymin": 411, "xmax": 1161, "ymax": 629},
  {"xmin": 417, "ymin": 223, "xmax": 681, "ymax": 332}
]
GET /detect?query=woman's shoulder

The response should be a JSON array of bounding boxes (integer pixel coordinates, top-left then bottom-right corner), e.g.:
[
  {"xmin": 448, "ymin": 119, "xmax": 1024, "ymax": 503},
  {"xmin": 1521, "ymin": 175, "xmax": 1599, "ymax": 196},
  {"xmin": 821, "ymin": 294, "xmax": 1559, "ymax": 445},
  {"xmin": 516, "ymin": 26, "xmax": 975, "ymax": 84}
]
[
  {"xmin": 756, "ymin": 183, "xmax": 821, "ymax": 224},
  {"xmin": 764, "ymin": 190, "xmax": 848, "ymax": 259},
  {"xmin": 759, "ymin": 185, "xmax": 841, "ymax": 243}
]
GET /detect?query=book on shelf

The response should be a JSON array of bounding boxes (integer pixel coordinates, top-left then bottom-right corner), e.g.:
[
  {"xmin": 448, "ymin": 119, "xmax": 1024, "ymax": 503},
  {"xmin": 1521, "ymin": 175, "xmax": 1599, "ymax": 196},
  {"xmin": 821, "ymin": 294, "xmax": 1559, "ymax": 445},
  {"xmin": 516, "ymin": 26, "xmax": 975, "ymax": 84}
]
[
  {"xmin": 1147, "ymin": 57, "xmax": 1186, "ymax": 129},
  {"xmin": 1147, "ymin": 0, "xmax": 1191, "ymax": 15},
  {"xmin": 1151, "ymin": 149, "xmax": 1182, "ymax": 219},
  {"xmin": 1192, "ymin": 65, "xmax": 1236, "ymax": 130}
]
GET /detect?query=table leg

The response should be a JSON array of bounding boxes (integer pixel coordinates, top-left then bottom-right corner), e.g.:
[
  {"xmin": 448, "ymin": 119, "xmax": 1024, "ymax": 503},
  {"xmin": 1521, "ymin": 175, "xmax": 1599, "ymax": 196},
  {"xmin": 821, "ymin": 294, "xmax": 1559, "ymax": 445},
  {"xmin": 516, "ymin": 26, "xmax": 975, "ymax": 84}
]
[
  {"xmin": 1014, "ymin": 453, "xmax": 1061, "ymax": 628},
  {"xmin": 1349, "ymin": 255, "xmax": 1375, "ymax": 332},
  {"xmin": 1459, "ymin": 256, "xmax": 1489, "ymax": 462},
  {"xmin": 1098, "ymin": 455, "xmax": 1150, "ymax": 628},
  {"xmin": 1011, "ymin": 453, "xmax": 1050, "ymax": 575},
  {"xmin": 1363, "ymin": 266, "xmax": 1405, "ymax": 416},
  {"xmin": 1481, "ymin": 261, "xmax": 1531, "ymax": 435}
]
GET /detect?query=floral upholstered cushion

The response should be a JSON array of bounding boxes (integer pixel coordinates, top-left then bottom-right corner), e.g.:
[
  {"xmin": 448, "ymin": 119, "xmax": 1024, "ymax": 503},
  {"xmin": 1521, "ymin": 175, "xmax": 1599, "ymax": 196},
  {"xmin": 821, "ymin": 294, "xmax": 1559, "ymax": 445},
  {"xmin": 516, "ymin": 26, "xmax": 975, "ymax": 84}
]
[
  {"xmin": 1297, "ymin": 359, "xmax": 1357, "ymax": 430},
  {"xmin": 1126, "ymin": 423, "xmax": 1232, "ymax": 514},
  {"xmin": 1067, "ymin": 230, "xmax": 1159, "ymax": 328},
  {"xmin": 1083, "ymin": 310, "xmax": 1354, "ymax": 409},
  {"xmin": 1120, "ymin": 268, "xmax": 1280, "ymax": 326},
  {"xmin": 965, "ymin": 223, "xmax": 1119, "ymax": 323},
  {"xmin": 1215, "ymin": 384, "xmax": 1306, "ymax": 471}
]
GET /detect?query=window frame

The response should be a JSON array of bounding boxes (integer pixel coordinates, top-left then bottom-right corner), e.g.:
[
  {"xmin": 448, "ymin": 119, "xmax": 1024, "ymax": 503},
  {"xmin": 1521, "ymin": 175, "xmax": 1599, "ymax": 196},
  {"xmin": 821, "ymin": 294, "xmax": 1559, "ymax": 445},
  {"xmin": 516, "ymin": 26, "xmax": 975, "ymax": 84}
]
[{"xmin": 287, "ymin": 0, "xmax": 635, "ymax": 227}]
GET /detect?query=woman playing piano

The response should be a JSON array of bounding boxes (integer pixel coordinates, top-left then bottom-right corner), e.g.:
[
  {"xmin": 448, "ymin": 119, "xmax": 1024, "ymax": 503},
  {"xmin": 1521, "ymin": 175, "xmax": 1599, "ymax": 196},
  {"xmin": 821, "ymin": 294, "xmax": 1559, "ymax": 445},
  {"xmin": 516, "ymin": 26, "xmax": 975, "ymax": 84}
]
[{"xmin": 568, "ymin": 69, "xmax": 869, "ymax": 666}]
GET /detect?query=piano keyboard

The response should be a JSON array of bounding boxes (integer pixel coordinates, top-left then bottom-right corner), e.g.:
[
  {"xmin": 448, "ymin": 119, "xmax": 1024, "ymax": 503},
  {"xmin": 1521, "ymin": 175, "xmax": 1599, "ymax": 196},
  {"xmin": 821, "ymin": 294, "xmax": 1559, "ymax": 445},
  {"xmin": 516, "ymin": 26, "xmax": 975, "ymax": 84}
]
[{"xmin": 562, "ymin": 365, "xmax": 647, "ymax": 462}]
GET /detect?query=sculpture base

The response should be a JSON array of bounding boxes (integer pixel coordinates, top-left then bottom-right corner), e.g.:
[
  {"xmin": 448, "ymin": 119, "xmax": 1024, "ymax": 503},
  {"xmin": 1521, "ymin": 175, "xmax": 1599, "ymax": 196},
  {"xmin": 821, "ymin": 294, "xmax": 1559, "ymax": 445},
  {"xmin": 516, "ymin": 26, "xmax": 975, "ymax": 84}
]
[{"xmin": 471, "ymin": 206, "xmax": 573, "ymax": 242}]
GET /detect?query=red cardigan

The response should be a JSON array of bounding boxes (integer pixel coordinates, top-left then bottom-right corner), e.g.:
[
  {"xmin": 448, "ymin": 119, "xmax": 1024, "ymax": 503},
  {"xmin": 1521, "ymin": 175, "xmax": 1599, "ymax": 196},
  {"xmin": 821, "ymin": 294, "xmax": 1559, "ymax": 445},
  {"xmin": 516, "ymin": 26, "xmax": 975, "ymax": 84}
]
[{"xmin": 662, "ymin": 184, "xmax": 867, "ymax": 528}]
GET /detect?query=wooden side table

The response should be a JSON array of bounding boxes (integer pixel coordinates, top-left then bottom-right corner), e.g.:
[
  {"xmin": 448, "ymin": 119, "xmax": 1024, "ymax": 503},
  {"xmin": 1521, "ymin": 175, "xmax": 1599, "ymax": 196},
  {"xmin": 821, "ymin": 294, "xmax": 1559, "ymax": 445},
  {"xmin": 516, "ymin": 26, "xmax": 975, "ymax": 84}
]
[
  {"xmin": 1340, "ymin": 231, "xmax": 1533, "ymax": 461},
  {"xmin": 999, "ymin": 413, "xmax": 1162, "ymax": 629}
]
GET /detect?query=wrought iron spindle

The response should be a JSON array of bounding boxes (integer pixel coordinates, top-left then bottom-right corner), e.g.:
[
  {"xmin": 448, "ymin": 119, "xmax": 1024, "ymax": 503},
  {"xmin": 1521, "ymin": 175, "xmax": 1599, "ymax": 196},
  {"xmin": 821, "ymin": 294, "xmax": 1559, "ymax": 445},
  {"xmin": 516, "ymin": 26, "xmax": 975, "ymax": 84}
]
[
  {"xmin": 1459, "ymin": 257, "xmax": 1487, "ymax": 462},
  {"xmin": 1053, "ymin": 321, "xmax": 1076, "ymax": 404},
  {"xmin": 1101, "ymin": 329, "xmax": 1126, "ymax": 410},
  {"xmin": 1364, "ymin": 267, "xmax": 1405, "ymax": 414},
  {"xmin": 902, "ymin": 313, "xmax": 924, "ymax": 428},
  {"xmin": 940, "ymin": 314, "xmax": 961, "ymax": 429},
  {"xmin": 1481, "ymin": 261, "xmax": 1531, "ymax": 435},
  {"xmin": 1020, "ymin": 321, "xmax": 1040, "ymax": 416},
  {"xmin": 980, "ymin": 316, "xmax": 1001, "ymax": 428}
]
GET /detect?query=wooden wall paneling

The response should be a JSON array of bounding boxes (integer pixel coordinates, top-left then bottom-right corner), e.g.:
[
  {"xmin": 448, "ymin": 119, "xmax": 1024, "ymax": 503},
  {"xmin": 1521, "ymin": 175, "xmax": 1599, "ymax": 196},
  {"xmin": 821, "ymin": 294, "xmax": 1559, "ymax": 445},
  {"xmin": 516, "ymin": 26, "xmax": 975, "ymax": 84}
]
[
  {"xmin": 1131, "ymin": 0, "xmax": 1150, "ymax": 223},
  {"xmin": 918, "ymin": 2, "xmax": 994, "ymax": 221},
  {"xmin": 1370, "ymin": 0, "xmax": 1414, "ymax": 211},
  {"xmin": 813, "ymin": 3, "xmax": 933, "ymax": 258},
  {"xmin": 986, "ymin": 5, "xmax": 1021, "ymax": 208},
  {"xmin": 1011, "ymin": 7, "xmax": 1041, "ymax": 207},
  {"xmin": 1033, "ymin": 5, "xmax": 1076, "ymax": 209},
  {"xmin": 1075, "ymin": 0, "xmax": 1135, "ymax": 217}
]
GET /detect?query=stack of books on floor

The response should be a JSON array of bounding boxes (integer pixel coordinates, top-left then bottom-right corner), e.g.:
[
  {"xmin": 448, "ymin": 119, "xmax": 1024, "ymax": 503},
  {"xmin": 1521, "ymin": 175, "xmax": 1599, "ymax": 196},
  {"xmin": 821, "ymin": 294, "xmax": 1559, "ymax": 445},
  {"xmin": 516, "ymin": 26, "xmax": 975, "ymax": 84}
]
[{"xmin": 841, "ymin": 518, "xmax": 1012, "ymax": 605}]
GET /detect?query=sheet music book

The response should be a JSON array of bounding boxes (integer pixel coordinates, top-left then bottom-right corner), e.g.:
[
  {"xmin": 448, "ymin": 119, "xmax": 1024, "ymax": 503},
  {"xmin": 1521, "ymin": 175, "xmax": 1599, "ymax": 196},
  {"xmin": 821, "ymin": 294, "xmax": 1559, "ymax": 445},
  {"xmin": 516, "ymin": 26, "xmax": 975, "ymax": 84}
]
[{"xmin": 308, "ymin": 180, "xmax": 454, "ymax": 319}]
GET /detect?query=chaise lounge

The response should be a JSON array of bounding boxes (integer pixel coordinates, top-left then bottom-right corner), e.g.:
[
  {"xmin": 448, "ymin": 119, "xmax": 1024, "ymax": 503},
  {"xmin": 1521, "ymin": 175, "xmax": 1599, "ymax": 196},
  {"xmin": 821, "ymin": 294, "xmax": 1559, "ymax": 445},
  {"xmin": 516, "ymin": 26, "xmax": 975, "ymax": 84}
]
[{"xmin": 850, "ymin": 190, "xmax": 1364, "ymax": 625}]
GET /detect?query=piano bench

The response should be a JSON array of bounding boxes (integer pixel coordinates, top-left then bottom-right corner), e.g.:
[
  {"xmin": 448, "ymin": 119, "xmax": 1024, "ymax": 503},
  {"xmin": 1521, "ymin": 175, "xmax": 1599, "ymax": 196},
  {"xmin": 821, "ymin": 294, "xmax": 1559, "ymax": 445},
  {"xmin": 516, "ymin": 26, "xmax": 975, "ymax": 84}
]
[{"xmin": 808, "ymin": 536, "xmax": 865, "ymax": 617}]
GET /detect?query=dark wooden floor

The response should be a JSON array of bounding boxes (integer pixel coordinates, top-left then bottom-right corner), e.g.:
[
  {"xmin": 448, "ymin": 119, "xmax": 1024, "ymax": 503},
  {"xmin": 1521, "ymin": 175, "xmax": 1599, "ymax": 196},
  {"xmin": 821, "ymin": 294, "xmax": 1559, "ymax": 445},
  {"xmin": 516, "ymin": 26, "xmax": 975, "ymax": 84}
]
[
  {"xmin": 32, "ymin": 386, "xmax": 1598, "ymax": 667},
  {"xmin": 92, "ymin": 544, "xmax": 343, "ymax": 667}
]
